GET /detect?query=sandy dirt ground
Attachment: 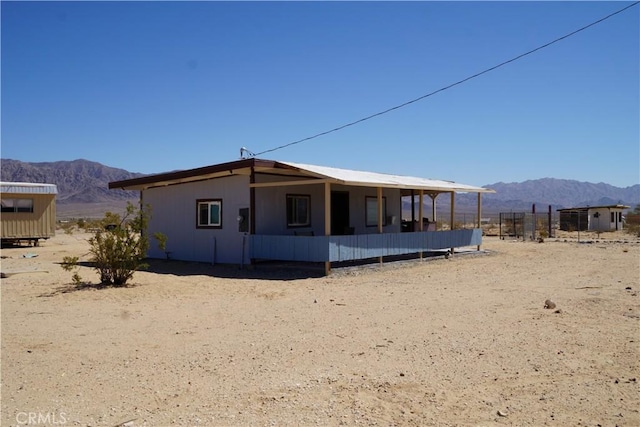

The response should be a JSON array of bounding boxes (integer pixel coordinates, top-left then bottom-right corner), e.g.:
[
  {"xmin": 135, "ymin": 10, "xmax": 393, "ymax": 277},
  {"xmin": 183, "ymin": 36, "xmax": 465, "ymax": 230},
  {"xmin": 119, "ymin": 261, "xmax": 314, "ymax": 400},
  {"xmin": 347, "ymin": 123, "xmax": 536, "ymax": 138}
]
[{"xmin": 1, "ymin": 230, "xmax": 639, "ymax": 426}]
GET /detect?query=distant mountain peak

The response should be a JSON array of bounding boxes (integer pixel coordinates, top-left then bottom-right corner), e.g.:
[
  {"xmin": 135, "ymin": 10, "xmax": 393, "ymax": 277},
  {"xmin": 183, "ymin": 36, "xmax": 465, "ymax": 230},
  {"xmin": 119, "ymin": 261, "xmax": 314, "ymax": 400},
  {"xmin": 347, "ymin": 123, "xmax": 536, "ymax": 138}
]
[
  {"xmin": 0, "ymin": 158, "xmax": 143, "ymax": 204},
  {"xmin": 479, "ymin": 178, "xmax": 639, "ymax": 209}
]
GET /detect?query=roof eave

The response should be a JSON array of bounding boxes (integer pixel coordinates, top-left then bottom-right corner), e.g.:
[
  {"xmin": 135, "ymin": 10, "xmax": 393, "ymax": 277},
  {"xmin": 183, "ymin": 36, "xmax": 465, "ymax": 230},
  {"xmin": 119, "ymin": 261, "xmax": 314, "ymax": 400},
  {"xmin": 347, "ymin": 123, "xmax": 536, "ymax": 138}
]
[
  {"xmin": 342, "ymin": 181, "xmax": 494, "ymax": 193},
  {"xmin": 108, "ymin": 158, "xmax": 495, "ymax": 194},
  {"xmin": 109, "ymin": 158, "xmax": 277, "ymax": 191}
]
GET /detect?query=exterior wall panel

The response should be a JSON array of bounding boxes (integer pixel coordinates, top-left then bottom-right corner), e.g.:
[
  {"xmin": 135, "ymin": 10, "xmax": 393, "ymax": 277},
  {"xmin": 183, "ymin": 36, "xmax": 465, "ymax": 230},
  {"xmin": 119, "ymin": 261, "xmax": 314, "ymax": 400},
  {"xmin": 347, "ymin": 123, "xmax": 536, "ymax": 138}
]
[
  {"xmin": 144, "ymin": 175, "xmax": 250, "ymax": 264},
  {"xmin": 254, "ymin": 181, "xmax": 325, "ymax": 236},
  {"xmin": 587, "ymin": 207, "xmax": 625, "ymax": 232},
  {"xmin": 338, "ymin": 185, "xmax": 402, "ymax": 234},
  {"xmin": 1, "ymin": 193, "xmax": 56, "ymax": 240},
  {"xmin": 588, "ymin": 207, "xmax": 611, "ymax": 232},
  {"xmin": 253, "ymin": 181, "xmax": 402, "ymax": 236}
]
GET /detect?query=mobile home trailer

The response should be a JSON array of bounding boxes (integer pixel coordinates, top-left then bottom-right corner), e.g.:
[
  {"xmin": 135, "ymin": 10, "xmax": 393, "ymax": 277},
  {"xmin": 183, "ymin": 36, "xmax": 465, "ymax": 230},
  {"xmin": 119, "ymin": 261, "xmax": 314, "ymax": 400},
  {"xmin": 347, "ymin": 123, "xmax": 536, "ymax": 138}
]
[
  {"xmin": 109, "ymin": 158, "xmax": 494, "ymax": 275},
  {"xmin": 1, "ymin": 182, "xmax": 57, "ymax": 245}
]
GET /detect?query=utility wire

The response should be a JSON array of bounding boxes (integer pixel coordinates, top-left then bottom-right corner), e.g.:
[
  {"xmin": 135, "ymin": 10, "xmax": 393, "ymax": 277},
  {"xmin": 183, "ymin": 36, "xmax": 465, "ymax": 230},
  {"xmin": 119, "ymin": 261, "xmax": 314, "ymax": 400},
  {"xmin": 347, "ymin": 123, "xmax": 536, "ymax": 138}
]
[{"xmin": 253, "ymin": 1, "xmax": 639, "ymax": 157}]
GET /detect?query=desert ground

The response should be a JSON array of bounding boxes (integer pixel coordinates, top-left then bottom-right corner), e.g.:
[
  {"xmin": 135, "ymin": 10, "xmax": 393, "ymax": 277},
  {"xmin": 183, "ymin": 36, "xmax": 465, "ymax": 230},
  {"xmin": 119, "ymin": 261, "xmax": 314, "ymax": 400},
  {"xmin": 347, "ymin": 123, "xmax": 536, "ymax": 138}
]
[{"xmin": 1, "ymin": 229, "xmax": 638, "ymax": 426}]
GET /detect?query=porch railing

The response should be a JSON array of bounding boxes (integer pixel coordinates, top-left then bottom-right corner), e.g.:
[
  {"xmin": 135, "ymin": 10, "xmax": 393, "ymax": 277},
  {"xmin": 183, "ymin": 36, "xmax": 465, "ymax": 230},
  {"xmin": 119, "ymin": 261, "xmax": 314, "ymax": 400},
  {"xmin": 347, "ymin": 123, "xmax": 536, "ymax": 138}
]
[{"xmin": 249, "ymin": 229, "xmax": 482, "ymax": 263}]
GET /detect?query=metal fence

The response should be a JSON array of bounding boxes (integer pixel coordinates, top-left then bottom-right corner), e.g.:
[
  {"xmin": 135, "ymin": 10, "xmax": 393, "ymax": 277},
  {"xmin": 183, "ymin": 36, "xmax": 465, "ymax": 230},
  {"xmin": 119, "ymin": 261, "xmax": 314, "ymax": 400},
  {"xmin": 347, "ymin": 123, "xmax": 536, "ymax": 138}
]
[{"xmin": 499, "ymin": 212, "xmax": 556, "ymax": 240}]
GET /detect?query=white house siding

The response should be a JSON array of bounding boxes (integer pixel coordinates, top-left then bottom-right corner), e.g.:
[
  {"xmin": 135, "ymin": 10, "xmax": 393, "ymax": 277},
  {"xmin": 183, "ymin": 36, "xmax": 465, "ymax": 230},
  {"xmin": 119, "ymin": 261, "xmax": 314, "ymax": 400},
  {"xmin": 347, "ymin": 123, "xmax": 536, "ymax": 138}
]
[
  {"xmin": 253, "ymin": 180, "xmax": 402, "ymax": 236},
  {"xmin": 144, "ymin": 175, "xmax": 250, "ymax": 264},
  {"xmin": 587, "ymin": 207, "xmax": 624, "ymax": 232},
  {"xmin": 254, "ymin": 181, "xmax": 325, "ymax": 236},
  {"xmin": 338, "ymin": 185, "xmax": 402, "ymax": 234}
]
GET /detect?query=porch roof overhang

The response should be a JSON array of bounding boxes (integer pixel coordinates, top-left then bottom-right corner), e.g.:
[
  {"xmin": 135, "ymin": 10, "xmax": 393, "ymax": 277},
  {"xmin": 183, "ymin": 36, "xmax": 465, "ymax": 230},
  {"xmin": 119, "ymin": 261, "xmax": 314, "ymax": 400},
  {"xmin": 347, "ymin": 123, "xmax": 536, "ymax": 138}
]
[
  {"xmin": 109, "ymin": 158, "xmax": 276, "ymax": 191},
  {"xmin": 271, "ymin": 161, "xmax": 495, "ymax": 194},
  {"xmin": 108, "ymin": 158, "xmax": 494, "ymax": 194}
]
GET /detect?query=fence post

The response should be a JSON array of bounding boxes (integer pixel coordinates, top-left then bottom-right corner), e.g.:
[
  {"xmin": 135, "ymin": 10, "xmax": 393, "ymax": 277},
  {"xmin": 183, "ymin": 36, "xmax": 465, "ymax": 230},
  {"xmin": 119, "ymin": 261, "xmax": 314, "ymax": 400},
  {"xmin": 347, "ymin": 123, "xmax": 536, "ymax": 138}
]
[{"xmin": 531, "ymin": 204, "xmax": 536, "ymax": 241}]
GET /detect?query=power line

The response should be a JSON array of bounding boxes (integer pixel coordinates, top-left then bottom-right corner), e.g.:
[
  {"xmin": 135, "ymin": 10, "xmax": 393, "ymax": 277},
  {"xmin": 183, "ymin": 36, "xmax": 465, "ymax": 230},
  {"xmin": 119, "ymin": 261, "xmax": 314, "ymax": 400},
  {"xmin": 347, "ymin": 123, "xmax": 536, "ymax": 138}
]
[{"xmin": 252, "ymin": 1, "xmax": 639, "ymax": 157}]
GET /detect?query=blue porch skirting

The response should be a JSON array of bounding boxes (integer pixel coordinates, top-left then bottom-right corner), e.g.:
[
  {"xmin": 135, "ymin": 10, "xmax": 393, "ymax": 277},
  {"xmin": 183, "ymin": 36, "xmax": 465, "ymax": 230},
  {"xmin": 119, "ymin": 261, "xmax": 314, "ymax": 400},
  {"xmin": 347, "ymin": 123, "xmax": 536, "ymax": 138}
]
[{"xmin": 249, "ymin": 229, "xmax": 482, "ymax": 263}]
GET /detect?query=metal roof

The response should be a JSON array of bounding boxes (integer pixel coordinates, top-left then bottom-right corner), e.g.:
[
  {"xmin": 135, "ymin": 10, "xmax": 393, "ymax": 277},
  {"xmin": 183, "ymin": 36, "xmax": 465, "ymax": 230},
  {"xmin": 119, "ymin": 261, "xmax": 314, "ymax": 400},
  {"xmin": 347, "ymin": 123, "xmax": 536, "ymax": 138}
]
[
  {"xmin": 279, "ymin": 161, "xmax": 494, "ymax": 193},
  {"xmin": 109, "ymin": 158, "xmax": 494, "ymax": 194},
  {"xmin": 557, "ymin": 204, "xmax": 630, "ymax": 212},
  {"xmin": 1, "ymin": 182, "xmax": 58, "ymax": 195}
]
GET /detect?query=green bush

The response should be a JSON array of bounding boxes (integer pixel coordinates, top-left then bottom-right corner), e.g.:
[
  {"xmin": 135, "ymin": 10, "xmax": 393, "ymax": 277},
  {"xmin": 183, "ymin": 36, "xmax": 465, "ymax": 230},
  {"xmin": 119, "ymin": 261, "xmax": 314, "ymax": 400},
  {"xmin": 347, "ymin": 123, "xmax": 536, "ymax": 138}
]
[
  {"xmin": 153, "ymin": 232, "xmax": 170, "ymax": 259},
  {"xmin": 89, "ymin": 202, "xmax": 150, "ymax": 286}
]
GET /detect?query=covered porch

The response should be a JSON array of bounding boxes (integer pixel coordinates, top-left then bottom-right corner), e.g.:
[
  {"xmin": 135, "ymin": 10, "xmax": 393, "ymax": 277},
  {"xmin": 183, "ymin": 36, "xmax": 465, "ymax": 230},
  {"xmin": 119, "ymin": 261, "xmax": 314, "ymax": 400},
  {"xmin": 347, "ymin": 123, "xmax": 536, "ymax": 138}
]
[{"xmin": 249, "ymin": 161, "xmax": 493, "ymax": 275}]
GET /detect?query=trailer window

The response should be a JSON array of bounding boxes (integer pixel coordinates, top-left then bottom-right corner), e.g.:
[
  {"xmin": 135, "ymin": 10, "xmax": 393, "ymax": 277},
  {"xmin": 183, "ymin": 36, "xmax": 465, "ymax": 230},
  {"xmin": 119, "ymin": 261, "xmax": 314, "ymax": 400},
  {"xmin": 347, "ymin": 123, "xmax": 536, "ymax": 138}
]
[
  {"xmin": 196, "ymin": 199, "xmax": 222, "ymax": 228},
  {"xmin": 365, "ymin": 196, "xmax": 387, "ymax": 227},
  {"xmin": 286, "ymin": 194, "xmax": 311, "ymax": 227},
  {"xmin": 1, "ymin": 198, "xmax": 33, "ymax": 213}
]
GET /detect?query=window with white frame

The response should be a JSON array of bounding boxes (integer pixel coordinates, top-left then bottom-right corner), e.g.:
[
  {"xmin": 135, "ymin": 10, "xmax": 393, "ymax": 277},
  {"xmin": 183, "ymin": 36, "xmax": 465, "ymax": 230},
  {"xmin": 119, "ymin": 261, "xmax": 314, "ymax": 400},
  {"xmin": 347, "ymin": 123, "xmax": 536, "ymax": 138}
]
[
  {"xmin": 286, "ymin": 194, "xmax": 311, "ymax": 227},
  {"xmin": 197, "ymin": 199, "xmax": 222, "ymax": 228},
  {"xmin": 365, "ymin": 196, "xmax": 387, "ymax": 227},
  {"xmin": 1, "ymin": 198, "xmax": 34, "ymax": 213}
]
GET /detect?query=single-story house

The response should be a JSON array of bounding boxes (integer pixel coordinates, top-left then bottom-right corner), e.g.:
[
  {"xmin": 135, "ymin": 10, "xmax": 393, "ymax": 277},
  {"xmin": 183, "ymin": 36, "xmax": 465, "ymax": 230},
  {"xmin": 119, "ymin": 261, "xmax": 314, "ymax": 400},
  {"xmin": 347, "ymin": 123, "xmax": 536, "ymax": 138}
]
[
  {"xmin": 557, "ymin": 204, "xmax": 629, "ymax": 232},
  {"xmin": 109, "ymin": 158, "xmax": 494, "ymax": 274},
  {"xmin": 1, "ymin": 182, "xmax": 57, "ymax": 245}
]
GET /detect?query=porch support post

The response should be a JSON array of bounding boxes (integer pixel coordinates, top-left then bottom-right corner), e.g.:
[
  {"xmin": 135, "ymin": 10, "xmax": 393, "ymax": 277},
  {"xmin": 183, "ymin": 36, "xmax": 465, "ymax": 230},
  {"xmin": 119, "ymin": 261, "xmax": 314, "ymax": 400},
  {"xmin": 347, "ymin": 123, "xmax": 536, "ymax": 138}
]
[
  {"xmin": 428, "ymin": 192, "xmax": 438, "ymax": 229},
  {"xmin": 418, "ymin": 190, "xmax": 424, "ymax": 231},
  {"xmin": 139, "ymin": 191, "xmax": 145, "ymax": 239},
  {"xmin": 324, "ymin": 182, "xmax": 331, "ymax": 276},
  {"xmin": 377, "ymin": 186, "xmax": 383, "ymax": 265},
  {"xmin": 250, "ymin": 167, "xmax": 256, "ymax": 235},
  {"xmin": 450, "ymin": 191, "xmax": 455, "ymax": 256},
  {"xmin": 250, "ymin": 166, "xmax": 256, "ymax": 265},
  {"xmin": 419, "ymin": 189, "xmax": 424, "ymax": 260},
  {"xmin": 410, "ymin": 190, "xmax": 415, "ymax": 228},
  {"xmin": 432, "ymin": 194, "xmax": 437, "ymax": 224},
  {"xmin": 450, "ymin": 192, "xmax": 455, "ymax": 229},
  {"xmin": 477, "ymin": 192, "xmax": 482, "ymax": 251}
]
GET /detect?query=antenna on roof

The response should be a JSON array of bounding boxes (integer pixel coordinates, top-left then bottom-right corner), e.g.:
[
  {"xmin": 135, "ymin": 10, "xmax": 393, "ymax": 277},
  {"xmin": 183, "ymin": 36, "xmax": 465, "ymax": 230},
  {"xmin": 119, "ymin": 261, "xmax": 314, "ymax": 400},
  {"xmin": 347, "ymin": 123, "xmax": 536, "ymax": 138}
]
[{"xmin": 239, "ymin": 147, "xmax": 255, "ymax": 159}]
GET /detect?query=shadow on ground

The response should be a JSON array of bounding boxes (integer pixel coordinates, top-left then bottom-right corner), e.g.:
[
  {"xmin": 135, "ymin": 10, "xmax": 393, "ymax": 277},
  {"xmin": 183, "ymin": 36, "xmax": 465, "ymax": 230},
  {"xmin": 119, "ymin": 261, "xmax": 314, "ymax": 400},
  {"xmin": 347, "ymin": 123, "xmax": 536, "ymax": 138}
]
[
  {"xmin": 143, "ymin": 250, "xmax": 460, "ymax": 280},
  {"xmin": 38, "ymin": 280, "xmax": 137, "ymax": 298},
  {"xmin": 39, "ymin": 250, "xmax": 474, "ymax": 296},
  {"xmin": 144, "ymin": 258, "xmax": 327, "ymax": 280}
]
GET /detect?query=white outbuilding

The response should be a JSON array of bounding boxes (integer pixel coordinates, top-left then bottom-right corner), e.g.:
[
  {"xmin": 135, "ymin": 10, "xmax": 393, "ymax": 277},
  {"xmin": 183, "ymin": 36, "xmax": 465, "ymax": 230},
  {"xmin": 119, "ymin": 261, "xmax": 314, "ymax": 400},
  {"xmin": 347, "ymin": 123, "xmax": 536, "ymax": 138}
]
[{"xmin": 557, "ymin": 204, "xmax": 629, "ymax": 232}]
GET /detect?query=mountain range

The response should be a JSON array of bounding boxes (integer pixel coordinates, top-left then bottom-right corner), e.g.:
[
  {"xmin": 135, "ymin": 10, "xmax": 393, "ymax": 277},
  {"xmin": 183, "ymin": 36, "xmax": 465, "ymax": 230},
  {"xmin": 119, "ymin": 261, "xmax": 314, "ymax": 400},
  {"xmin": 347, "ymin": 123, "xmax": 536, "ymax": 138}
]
[
  {"xmin": 2, "ymin": 158, "xmax": 639, "ymax": 217},
  {"xmin": 454, "ymin": 178, "xmax": 639, "ymax": 213},
  {"xmin": 1, "ymin": 158, "xmax": 141, "ymax": 204},
  {"xmin": 0, "ymin": 158, "xmax": 143, "ymax": 217}
]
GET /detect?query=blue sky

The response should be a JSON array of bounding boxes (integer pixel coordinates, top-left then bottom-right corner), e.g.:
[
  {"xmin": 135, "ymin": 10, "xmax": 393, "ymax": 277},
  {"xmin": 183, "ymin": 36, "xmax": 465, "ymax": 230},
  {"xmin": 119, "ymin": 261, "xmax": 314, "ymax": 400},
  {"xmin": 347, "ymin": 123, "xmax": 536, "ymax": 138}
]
[{"xmin": 2, "ymin": 1, "xmax": 638, "ymax": 188}]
